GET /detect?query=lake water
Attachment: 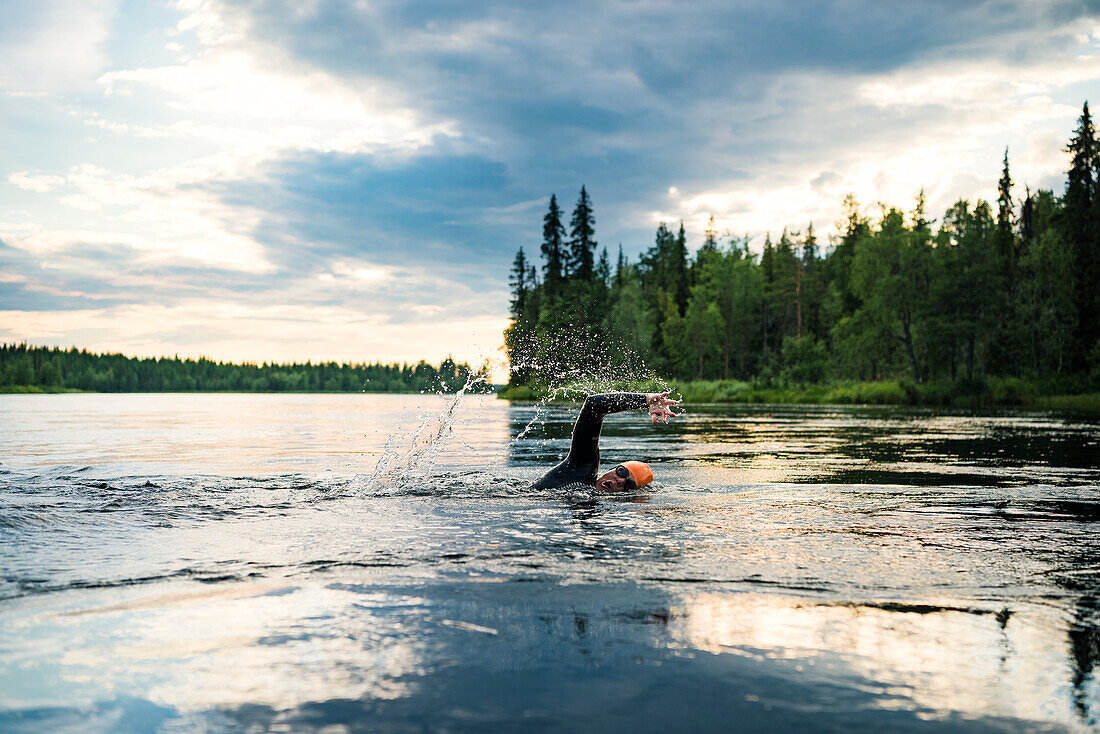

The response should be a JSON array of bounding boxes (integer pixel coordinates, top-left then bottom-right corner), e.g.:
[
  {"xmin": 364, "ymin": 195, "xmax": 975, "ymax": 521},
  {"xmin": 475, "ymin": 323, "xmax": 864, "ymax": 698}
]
[{"xmin": 1, "ymin": 392, "xmax": 1099, "ymax": 732}]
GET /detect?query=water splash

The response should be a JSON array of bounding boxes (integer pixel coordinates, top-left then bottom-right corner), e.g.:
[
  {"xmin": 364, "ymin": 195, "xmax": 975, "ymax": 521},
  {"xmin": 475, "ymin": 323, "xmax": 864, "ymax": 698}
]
[
  {"xmin": 368, "ymin": 375, "xmax": 486, "ymax": 490},
  {"xmin": 504, "ymin": 329, "xmax": 677, "ymax": 447}
]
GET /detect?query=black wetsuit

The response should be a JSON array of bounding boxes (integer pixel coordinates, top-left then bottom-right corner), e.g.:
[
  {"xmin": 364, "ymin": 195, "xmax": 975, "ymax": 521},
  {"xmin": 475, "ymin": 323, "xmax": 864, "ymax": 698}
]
[{"xmin": 529, "ymin": 393, "xmax": 649, "ymax": 490}]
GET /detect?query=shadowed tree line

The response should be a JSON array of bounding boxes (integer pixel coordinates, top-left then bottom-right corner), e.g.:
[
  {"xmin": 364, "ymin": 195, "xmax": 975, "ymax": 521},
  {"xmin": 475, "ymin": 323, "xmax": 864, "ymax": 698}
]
[
  {"xmin": 0, "ymin": 343, "xmax": 492, "ymax": 394},
  {"xmin": 504, "ymin": 103, "xmax": 1100, "ymax": 403}
]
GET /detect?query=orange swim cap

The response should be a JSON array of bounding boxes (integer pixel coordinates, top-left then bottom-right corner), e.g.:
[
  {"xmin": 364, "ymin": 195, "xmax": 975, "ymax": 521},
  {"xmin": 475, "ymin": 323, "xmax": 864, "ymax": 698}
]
[{"xmin": 622, "ymin": 461, "xmax": 653, "ymax": 488}]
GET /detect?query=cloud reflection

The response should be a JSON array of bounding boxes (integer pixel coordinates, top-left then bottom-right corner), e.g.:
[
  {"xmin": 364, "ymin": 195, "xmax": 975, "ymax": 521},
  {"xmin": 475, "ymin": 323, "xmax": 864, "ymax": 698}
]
[
  {"xmin": 58, "ymin": 581, "xmax": 429, "ymax": 711},
  {"xmin": 669, "ymin": 592, "xmax": 1084, "ymax": 727}
]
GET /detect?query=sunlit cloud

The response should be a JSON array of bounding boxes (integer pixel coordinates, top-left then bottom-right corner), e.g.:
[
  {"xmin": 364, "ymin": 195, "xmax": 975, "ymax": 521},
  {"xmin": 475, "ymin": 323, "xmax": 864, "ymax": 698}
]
[{"xmin": 655, "ymin": 47, "xmax": 1095, "ymax": 240}]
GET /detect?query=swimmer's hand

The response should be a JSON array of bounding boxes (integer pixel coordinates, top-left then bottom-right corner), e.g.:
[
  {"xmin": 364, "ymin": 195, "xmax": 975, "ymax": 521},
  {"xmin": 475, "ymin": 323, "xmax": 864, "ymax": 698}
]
[{"xmin": 645, "ymin": 391, "xmax": 679, "ymax": 424}]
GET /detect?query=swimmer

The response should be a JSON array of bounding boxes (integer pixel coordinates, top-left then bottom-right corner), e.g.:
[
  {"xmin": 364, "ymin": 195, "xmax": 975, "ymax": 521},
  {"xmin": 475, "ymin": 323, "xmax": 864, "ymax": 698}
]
[{"xmin": 529, "ymin": 392, "xmax": 679, "ymax": 492}]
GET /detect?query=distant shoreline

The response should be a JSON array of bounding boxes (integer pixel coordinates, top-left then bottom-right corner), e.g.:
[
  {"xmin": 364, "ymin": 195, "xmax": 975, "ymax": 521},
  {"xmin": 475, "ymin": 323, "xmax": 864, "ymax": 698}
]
[
  {"xmin": 0, "ymin": 343, "xmax": 495, "ymax": 395},
  {"xmin": 0, "ymin": 386, "xmax": 501, "ymax": 396}
]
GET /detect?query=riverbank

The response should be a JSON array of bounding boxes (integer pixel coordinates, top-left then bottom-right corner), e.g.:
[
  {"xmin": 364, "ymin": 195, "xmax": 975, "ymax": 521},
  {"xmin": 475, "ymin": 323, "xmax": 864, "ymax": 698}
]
[{"xmin": 498, "ymin": 377, "xmax": 1100, "ymax": 412}]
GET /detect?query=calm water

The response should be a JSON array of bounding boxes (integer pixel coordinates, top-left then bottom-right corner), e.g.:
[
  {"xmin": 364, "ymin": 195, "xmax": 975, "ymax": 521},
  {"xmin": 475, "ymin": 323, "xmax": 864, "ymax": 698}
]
[{"xmin": 1, "ymin": 393, "xmax": 1099, "ymax": 732}]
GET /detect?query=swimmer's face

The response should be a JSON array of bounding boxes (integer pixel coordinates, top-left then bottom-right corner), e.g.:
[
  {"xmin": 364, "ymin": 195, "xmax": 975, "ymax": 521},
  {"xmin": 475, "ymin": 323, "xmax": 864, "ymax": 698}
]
[{"xmin": 596, "ymin": 465, "xmax": 638, "ymax": 493}]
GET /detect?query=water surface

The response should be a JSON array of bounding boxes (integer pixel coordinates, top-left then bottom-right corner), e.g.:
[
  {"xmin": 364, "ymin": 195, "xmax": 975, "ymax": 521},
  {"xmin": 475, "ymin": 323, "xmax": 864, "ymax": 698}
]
[{"xmin": 1, "ymin": 394, "xmax": 1098, "ymax": 732}]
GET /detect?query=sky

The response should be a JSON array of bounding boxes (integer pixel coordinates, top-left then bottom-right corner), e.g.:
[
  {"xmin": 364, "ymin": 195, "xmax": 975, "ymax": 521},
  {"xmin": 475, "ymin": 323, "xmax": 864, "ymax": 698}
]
[{"xmin": 2, "ymin": 0, "xmax": 1098, "ymax": 377}]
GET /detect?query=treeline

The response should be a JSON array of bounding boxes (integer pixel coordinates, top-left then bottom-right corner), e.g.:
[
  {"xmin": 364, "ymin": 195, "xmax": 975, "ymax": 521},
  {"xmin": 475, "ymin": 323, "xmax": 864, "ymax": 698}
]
[
  {"xmin": 504, "ymin": 102, "xmax": 1100, "ymax": 396},
  {"xmin": 0, "ymin": 343, "xmax": 493, "ymax": 393}
]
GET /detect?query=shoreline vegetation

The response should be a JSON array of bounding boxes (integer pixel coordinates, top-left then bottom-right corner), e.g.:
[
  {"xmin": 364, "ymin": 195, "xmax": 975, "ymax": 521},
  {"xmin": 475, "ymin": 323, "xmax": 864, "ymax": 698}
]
[
  {"xmin": 0, "ymin": 343, "xmax": 494, "ymax": 395},
  {"xmin": 498, "ymin": 380, "xmax": 1100, "ymax": 412},
  {"xmin": 7, "ymin": 375, "xmax": 1097, "ymax": 412},
  {"xmin": 500, "ymin": 103, "xmax": 1100, "ymax": 412}
]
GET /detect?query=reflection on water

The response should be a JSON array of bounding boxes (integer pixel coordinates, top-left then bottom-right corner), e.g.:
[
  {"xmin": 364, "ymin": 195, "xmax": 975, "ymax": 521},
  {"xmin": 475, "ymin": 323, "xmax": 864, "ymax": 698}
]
[
  {"xmin": 0, "ymin": 394, "xmax": 1098, "ymax": 732},
  {"xmin": 671, "ymin": 593, "xmax": 1066, "ymax": 725}
]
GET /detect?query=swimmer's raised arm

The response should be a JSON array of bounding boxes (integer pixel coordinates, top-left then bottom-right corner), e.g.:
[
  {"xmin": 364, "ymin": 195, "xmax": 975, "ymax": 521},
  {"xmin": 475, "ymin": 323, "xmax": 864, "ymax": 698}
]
[{"xmin": 566, "ymin": 392, "xmax": 679, "ymax": 469}]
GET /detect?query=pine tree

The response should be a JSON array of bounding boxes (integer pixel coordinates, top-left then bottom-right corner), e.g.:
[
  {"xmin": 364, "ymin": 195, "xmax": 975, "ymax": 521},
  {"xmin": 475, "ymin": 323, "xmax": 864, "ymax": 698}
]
[
  {"xmin": 1063, "ymin": 102, "xmax": 1100, "ymax": 359},
  {"xmin": 996, "ymin": 148, "xmax": 1016, "ymax": 279},
  {"xmin": 508, "ymin": 248, "xmax": 531, "ymax": 320},
  {"xmin": 761, "ymin": 233, "xmax": 776, "ymax": 361},
  {"xmin": 596, "ymin": 247, "xmax": 611, "ymax": 285},
  {"xmin": 1020, "ymin": 186, "xmax": 1035, "ymax": 247},
  {"xmin": 589, "ymin": 246, "xmax": 612, "ymax": 328},
  {"xmin": 541, "ymin": 194, "xmax": 566, "ymax": 296},
  {"xmin": 825, "ymin": 193, "xmax": 868, "ymax": 335},
  {"xmin": 701, "ymin": 216, "xmax": 718, "ymax": 255},
  {"xmin": 567, "ymin": 186, "xmax": 597, "ymax": 281},
  {"xmin": 798, "ymin": 222, "xmax": 821, "ymax": 340},
  {"xmin": 672, "ymin": 222, "xmax": 690, "ymax": 314}
]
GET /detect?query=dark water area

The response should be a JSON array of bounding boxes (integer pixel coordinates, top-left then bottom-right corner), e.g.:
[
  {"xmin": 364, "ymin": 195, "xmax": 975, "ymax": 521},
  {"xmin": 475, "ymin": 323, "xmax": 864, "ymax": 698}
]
[{"xmin": 1, "ymin": 394, "xmax": 1099, "ymax": 732}]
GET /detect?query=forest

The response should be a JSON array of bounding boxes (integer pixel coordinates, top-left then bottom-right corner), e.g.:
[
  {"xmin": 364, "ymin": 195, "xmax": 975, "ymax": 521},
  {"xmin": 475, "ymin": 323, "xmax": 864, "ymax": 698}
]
[
  {"xmin": 0, "ymin": 343, "xmax": 492, "ymax": 394},
  {"xmin": 503, "ymin": 103, "xmax": 1100, "ymax": 407}
]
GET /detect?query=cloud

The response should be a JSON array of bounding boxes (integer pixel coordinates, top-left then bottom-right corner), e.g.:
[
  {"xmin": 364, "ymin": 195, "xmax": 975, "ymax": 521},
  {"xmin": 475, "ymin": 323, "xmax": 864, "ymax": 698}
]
[
  {"xmin": 96, "ymin": 50, "xmax": 453, "ymax": 158},
  {"xmin": 8, "ymin": 173, "xmax": 67, "ymax": 193},
  {"xmin": 195, "ymin": 148, "xmax": 525, "ymax": 273},
  {"xmin": 0, "ymin": 1, "xmax": 117, "ymax": 93}
]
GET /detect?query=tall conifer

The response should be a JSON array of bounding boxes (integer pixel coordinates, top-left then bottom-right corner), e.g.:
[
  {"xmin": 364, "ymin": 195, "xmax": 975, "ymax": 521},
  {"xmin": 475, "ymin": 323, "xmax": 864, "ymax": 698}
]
[
  {"xmin": 541, "ymin": 195, "xmax": 566, "ymax": 296},
  {"xmin": 567, "ymin": 186, "xmax": 597, "ymax": 280},
  {"xmin": 1063, "ymin": 102, "xmax": 1100, "ymax": 356}
]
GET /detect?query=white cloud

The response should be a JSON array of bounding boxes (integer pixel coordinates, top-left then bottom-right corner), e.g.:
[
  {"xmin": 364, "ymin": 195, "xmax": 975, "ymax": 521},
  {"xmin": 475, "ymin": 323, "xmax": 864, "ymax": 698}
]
[
  {"xmin": 856, "ymin": 53, "xmax": 1100, "ymax": 111},
  {"xmin": 2, "ymin": 160, "xmax": 273, "ymax": 274},
  {"xmin": 8, "ymin": 172, "xmax": 67, "ymax": 193},
  {"xmin": 0, "ymin": 1, "xmax": 117, "ymax": 93},
  {"xmin": 96, "ymin": 6, "xmax": 458, "ymax": 162}
]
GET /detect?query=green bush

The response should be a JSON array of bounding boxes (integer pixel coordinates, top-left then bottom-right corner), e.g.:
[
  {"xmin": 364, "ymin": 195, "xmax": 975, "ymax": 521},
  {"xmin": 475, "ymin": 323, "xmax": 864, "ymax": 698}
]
[
  {"xmin": 988, "ymin": 376, "xmax": 1036, "ymax": 405},
  {"xmin": 823, "ymin": 381, "xmax": 906, "ymax": 405},
  {"xmin": 1025, "ymin": 393, "xmax": 1100, "ymax": 412},
  {"xmin": 780, "ymin": 336, "xmax": 830, "ymax": 385},
  {"xmin": 497, "ymin": 384, "xmax": 541, "ymax": 401}
]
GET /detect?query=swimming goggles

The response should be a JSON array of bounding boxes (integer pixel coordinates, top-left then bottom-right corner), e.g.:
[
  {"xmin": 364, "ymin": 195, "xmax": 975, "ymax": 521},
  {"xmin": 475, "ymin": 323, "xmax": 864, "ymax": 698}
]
[{"xmin": 614, "ymin": 464, "xmax": 638, "ymax": 491}]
